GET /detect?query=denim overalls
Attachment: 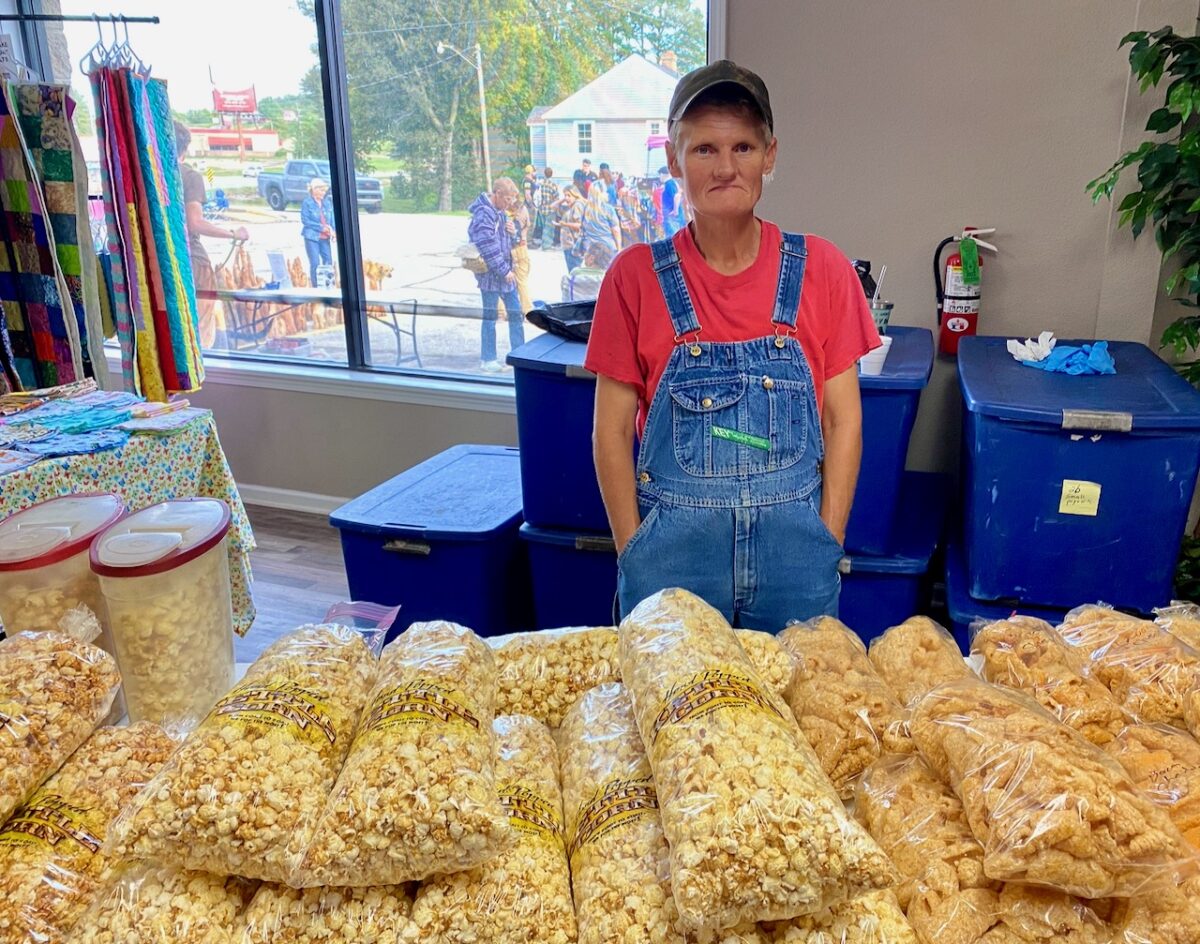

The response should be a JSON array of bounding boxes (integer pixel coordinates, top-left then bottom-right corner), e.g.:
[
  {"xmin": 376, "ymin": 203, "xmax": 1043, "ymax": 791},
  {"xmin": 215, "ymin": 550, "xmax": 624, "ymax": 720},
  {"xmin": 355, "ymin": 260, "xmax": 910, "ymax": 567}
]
[{"xmin": 616, "ymin": 232, "xmax": 844, "ymax": 630}]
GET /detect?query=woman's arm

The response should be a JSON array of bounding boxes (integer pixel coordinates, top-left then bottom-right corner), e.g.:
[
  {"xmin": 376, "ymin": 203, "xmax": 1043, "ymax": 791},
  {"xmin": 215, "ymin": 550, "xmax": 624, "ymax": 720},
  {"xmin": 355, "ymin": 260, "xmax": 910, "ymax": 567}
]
[
  {"xmin": 594, "ymin": 374, "xmax": 641, "ymax": 553},
  {"xmin": 819, "ymin": 365, "xmax": 863, "ymax": 544},
  {"xmin": 185, "ymin": 202, "xmax": 247, "ymax": 241}
]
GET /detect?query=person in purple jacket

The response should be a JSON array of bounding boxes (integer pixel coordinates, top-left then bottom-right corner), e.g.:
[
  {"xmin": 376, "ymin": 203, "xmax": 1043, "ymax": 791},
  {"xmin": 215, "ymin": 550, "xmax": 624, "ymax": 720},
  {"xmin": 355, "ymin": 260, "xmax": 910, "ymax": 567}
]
[{"xmin": 467, "ymin": 177, "xmax": 527, "ymax": 372}]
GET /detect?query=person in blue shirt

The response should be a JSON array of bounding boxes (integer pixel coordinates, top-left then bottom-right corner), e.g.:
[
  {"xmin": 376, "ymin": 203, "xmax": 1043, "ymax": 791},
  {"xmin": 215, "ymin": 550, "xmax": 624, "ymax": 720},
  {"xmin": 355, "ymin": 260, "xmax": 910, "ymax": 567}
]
[
  {"xmin": 300, "ymin": 178, "xmax": 336, "ymax": 287},
  {"xmin": 659, "ymin": 165, "xmax": 686, "ymax": 236},
  {"xmin": 598, "ymin": 162, "xmax": 619, "ymax": 205}
]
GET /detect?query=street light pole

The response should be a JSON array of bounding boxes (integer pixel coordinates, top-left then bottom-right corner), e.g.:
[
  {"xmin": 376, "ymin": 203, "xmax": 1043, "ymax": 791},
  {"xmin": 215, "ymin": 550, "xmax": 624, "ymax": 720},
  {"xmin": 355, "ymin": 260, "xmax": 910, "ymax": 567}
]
[{"xmin": 438, "ymin": 40, "xmax": 491, "ymax": 192}]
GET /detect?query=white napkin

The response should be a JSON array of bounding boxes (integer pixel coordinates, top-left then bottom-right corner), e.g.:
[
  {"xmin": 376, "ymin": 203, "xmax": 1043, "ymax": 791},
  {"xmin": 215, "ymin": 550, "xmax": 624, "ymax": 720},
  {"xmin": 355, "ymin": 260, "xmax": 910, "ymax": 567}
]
[{"xmin": 1007, "ymin": 331, "xmax": 1056, "ymax": 363}]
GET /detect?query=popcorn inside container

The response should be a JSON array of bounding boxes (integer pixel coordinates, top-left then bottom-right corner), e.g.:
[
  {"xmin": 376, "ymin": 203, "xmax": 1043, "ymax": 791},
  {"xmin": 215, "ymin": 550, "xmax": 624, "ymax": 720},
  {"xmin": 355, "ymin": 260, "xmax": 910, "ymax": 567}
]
[
  {"xmin": 0, "ymin": 493, "xmax": 126, "ymax": 658},
  {"xmin": 89, "ymin": 498, "xmax": 235, "ymax": 733}
]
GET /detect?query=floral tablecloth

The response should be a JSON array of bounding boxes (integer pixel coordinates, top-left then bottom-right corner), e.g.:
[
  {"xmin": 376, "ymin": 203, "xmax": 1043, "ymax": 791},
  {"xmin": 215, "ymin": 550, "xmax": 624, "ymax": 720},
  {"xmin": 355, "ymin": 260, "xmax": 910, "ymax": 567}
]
[{"xmin": 0, "ymin": 414, "xmax": 256, "ymax": 634}]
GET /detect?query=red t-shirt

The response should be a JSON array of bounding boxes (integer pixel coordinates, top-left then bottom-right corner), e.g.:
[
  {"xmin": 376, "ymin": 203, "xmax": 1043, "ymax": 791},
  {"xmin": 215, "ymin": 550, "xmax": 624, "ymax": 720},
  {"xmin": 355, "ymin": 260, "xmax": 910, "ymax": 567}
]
[{"xmin": 585, "ymin": 221, "xmax": 881, "ymax": 438}]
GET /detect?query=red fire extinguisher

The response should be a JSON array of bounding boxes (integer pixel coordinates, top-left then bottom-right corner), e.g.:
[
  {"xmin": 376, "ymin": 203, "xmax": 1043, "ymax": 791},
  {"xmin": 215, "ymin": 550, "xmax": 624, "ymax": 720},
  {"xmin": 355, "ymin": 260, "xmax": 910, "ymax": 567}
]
[{"xmin": 935, "ymin": 226, "xmax": 998, "ymax": 356}]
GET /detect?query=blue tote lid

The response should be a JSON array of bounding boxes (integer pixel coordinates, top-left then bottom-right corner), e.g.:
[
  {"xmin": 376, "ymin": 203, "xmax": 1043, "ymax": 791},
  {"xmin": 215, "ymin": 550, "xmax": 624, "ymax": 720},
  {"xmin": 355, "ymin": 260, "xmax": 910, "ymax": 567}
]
[
  {"xmin": 958, "ymin": 336, "xmax": 1200, "ymax": 430},
  {"xmin": 858, "ymin": 326, "xmax": 934, "ymax": 391},
  {"xmin": 330, "ymin": 445, "xmax": 523, "ymax": 541},
  {"xmin": 507, "ymin": 334, "xmax": 594, "ymax": 378}
]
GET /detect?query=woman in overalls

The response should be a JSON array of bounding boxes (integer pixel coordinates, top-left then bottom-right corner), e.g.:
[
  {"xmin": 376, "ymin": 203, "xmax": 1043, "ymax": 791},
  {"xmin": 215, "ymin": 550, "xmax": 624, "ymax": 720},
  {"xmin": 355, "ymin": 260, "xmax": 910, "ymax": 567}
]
[{"xmin": 586, "ymin": 60, "xmax": 880, "ymax": 629}]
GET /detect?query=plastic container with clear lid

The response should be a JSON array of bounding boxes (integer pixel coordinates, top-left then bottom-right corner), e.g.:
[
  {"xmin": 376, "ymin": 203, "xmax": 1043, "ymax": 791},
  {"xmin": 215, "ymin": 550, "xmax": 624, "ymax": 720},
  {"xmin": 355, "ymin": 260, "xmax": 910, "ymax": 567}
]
[
  {"xmin": 0, "ymin": 493, "xmax": 127, "ymax": 640},
  {"xmin": 90, "ymin": 498, "xmax": 236, "ymax": 731}
]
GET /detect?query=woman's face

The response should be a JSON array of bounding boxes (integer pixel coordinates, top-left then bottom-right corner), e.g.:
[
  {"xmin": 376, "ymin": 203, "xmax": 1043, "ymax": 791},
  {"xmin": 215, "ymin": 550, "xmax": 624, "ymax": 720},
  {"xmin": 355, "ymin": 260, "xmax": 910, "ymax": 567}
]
[
  {"xmin": 666, "ymin": 105, "xmax": 776, "ymax": 224},
  {"xmin": 312, "ymin": 185, "xmax": 328, "ymax": 201}
]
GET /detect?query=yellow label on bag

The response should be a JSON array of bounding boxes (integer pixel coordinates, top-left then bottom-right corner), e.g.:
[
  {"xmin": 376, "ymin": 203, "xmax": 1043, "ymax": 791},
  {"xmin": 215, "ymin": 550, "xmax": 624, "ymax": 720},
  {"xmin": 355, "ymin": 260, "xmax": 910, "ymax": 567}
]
[
  {"xmin": 498, "ymin": 781, "xmax": 563, "ymax": 844},
  {"xmin": 650, "ymin": 667, "xmax": 784, "ymax": 747},
  {"xmin": 569, "ymin": 776, "xmax": 658, "ymax": 864},
  {"xmin": 212, "ymin": 678, "xmax": 337, "ymax": 747},
  {"xmin": 1059, "ymin": 479, "xmax": 1101, "ymax": 517},
  {"xmin": 0, "ymin": 791, "xmax": 103, "ymax": 854},
  {"xmin": 361, "ymin": 679, "xmax": 481, "ymax": 736}
]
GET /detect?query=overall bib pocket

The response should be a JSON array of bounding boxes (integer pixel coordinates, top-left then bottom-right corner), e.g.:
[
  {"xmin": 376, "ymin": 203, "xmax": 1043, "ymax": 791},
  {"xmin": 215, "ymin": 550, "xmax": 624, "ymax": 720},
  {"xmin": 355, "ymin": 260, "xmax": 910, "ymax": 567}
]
[{"xmin": 669, "ymin": 373, "xmax": 808, "ymax": 476}]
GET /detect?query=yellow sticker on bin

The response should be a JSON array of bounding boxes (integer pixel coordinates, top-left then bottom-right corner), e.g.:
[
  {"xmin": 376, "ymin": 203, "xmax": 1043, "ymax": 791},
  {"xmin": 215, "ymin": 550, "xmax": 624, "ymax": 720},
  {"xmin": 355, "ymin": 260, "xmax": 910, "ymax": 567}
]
[{"xmin": 1059, "ymin": 479, "xmax": 1101, "ymax": 517}]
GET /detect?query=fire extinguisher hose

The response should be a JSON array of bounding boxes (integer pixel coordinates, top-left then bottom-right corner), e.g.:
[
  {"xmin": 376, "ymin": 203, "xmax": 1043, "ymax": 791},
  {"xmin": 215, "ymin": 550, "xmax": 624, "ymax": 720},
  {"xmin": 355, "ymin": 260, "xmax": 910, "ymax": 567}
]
[{"xmin": 933, "ymin": 235, "xmax": 957, "ymax": 325}]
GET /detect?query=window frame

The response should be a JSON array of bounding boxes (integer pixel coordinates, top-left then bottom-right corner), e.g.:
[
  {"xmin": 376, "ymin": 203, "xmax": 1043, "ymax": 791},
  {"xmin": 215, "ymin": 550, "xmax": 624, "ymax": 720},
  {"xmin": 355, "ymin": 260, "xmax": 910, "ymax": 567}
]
[
  {"xmin": 576, "ymin": 121, "xmax": 593, "ymax": 156},
  {"xmin": 28, "ymin": 0, "xmax": 724, "ymax": 399}
]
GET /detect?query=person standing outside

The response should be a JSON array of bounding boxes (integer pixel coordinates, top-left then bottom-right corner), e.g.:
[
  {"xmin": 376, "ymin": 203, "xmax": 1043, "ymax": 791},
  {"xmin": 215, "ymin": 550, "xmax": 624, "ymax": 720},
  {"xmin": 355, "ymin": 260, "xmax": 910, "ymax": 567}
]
[
  {"xmin": 509, "ymin": 196, "xmax": 534, "ymax": 318},
  {"xmin": 468, "ymin": 177, "xmax": 526, "ymax": 372},
  {"xmin": 586, "ymin": 60, "xmax": 880, "ymax": 626},
  {"xmin": 555, "ymin": 185, "xmax": 585, "ymax": 271},
  {"xmin": 173, "ymin": 121, "xmax": 247, "ymax": 349},
  {"xmin": 579, "ymin": 158, "xmax": 598, "ymax": 196},
  {"xmin": 300, "ymin": 178, "xmax": 336, "ymax": 288},
  {"xmin": 535, "ymin": 167, "xmax": 560, "ymax": 249},
  {"xmin": 581, "ymin": 184, "xmax": 621, "ymax": 258},
  {"xmin": 598, "ymin": 162, "xmax": 619, "ymax": 205},
  {"xmin": 659, "ymin": 164, "xmax": 686, "ymax": 236}
]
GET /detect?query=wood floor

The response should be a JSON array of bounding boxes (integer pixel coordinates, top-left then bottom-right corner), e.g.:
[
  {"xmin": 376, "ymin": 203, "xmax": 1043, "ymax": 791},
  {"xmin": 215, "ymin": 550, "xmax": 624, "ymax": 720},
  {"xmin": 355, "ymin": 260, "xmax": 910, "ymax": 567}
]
[{"xmin": 235, "ymin": 504, "xmax": 351, "ymax": 662}]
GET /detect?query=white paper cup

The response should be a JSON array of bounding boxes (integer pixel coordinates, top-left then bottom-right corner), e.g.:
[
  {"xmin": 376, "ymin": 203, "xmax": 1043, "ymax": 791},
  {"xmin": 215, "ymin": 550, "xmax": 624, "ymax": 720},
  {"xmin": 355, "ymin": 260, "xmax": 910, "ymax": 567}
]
[{"xmin": 859, "ymin": 335, "xmax": 894, "ymax": 376}]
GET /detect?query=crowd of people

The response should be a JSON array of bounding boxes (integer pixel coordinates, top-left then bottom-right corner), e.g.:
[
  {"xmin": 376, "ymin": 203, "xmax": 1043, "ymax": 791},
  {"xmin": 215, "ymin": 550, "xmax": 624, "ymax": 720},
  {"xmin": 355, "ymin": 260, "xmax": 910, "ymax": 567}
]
[{"xmin": 466, "ymin": 158, "xmax": 690, "ymax": 371}]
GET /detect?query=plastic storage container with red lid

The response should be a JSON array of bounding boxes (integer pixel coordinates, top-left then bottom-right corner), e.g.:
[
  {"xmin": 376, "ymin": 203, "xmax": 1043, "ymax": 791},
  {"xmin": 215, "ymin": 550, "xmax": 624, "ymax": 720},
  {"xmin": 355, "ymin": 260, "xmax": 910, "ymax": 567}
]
[
  {"xmin": 0, "ymin": 493, "xmax": 127, "ymax": 639},
  {"xmin": 90, "ymin": 498, "xmax": 235, "ymax": 731}
]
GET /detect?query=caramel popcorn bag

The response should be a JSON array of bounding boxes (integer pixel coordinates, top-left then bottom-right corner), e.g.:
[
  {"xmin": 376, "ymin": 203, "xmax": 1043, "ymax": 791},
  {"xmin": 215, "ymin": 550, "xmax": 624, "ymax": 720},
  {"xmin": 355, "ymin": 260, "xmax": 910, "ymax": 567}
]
[
  {"xmin": 734, "ymin": 629, "xmax": 795, "ymax": 697},
  {"xmin": 107, "ymin": 624, "xmax": 379, "ymax": 883},
  {"xmin": 406, "ymin": 714, "xmax": 577, "ymax": 943},
  {"xmin": 72, "ymin": 863, "xmax": 259, "ymax": 944},
  {"xmin": 0, "ymin": 630, "xmax": 122, "ymax": 825},
  {"xmin": 762, "ymin": 890, "xmax": 919, "ymax": 944},
  {"xmin": 619, "ymin": 589, "xmax": 896, "ymax": 932},
  {"xmin": 868, "ymin": 617, "xmax": 972, "ymax": 707},
  {"xmin": 0, "ymin": 723, "xmax": 176, "ymax": 944},
  {"xmin": 779, "ymin": 618, "xmax": 911, "ymax": 798},
  {"xmin": 493, "ymin": 627, "xmax": 621, "ymax": 728},
  {"xmin": 911, "ymin": 677, "xmax": 1197, "ymax": 898},
  {"xmin": 297, "ymin": 620, "xmax": 511, "ymax": 886},
  {"xmin": 238, "ymin": 884, "xmax": 413, "ymax": 943}
]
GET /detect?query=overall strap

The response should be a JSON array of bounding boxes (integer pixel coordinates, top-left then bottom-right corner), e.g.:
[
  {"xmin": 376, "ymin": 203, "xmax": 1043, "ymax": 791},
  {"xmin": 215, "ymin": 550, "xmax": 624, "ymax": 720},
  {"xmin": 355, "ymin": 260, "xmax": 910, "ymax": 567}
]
[
  {"xmin": 771, "ymin": 232, "xmax": 808, "ymax": 330},
  {"xmin": 650, "ymin": 237, "xmax": 702, "ymax": 339}
]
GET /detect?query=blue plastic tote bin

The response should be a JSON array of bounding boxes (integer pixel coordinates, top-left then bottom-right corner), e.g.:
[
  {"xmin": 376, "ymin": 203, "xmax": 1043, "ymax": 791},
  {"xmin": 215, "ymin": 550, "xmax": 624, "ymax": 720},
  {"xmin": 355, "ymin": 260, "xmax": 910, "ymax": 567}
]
[
  {"xmin": 329, "ymin": 445, "xmax": 530, "ymax": 638},
  {"xmin": 839, "ymin": 470, "xmax": 948, "ymax": 644},
  {"xmin": 508, "ymin": 334, "xmax": 612, "ymax": 533},
  {"xmin": 945, "ymin": 540, "xmax": 1068, "ymax": 651},
  {"xmin": 520, "ymin": 524, "xmax": 617, "ymax": 628},
  {"xmin": 958, "ymin": 337, "xmax": 1200, "ymax": 613},
  {"xmin": 845, "ymin": 327, "xmax": 934, "ymax": 555}
]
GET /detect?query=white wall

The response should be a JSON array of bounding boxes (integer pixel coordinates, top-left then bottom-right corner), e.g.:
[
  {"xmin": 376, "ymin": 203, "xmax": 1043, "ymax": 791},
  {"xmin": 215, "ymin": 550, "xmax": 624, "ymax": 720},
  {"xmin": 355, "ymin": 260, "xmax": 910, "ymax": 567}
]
[{"xmin": 195, "ymin": 1, "xmax": 1199, "ymax": 505}]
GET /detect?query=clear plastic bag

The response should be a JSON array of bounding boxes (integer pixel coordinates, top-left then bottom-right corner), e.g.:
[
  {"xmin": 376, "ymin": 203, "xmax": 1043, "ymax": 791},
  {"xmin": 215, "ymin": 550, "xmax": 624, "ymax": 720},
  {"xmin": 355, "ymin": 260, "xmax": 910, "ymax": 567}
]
[
  {"xmin": 407, "ymin": 714, "xmax": 577, "ymax": 943},
  {"xmin": 618, "ymin": 589, "xmax": 896, "ymax": 932},
  {"xmin": 238, "ymin": 883, "xmax": 413, "ymax": 943},
  {"xmin": 868, "ymin": 617, "xmax": 972, "ymax": 707},
  {"xmin": 1058, "ymin": 605, "xmax": 1200, "ymax": 728},
  {"xmin": 778, "ymin": 618, "xmax": 911, "ymax": 798},
  {"xmin": 0, "ymin": 722, "xmax": 176, "ymax": 944},
  {"xmin": 763, "ymin": 890, "xmax": 919, "ymax": 944},
  {"xmin": 1104, "ymin": 723, "xmax": 1200, "ymax": 850},
  {"xmin": 297, "ymin": 620, "xmax": 510, "ymax": 887},
  {"xmin": 985, "ymin": 885, "xmax": 1112, "ymax": 944},
  {"xmin": 1107, "ymin": 874, "xmax": 1200, "ymax": 944},
  {"xmin": 492, "ymin": 626, "xmax": 620, "ymax": 728},
  {"xmin": 735, "ymin": 629, "xmax": 795, "ymax": 697},
  {"xmin": 910, "ymin": 677, "xmax": 1196, "ymax": 898},
  {"xmin": 558, "ymin": 682, "xmax": 686, "ymax": 944},
  {"xmin": 322, "ymin": 600, "xmax": 401, "ymax": 636},
  {"xmin": 71, "ymin": 862, "xmax": 259, "ymax": 944},
  {"xmin": 0, "ymin": 630, "xmax": 121, "ymax": 824},
  {"xmin": 855, "ymin": 753, "xmax": 999, "ymax": 944},
  {"xmin": 107, "ymin": 624, "xmax": 379, "ymax": 883},
  {"xmin": 971, "ymin": 616, "xmax": 1127, "ymax": 746},
  {"xmin": 1154, "ymin": 602, "xmax": 1200, "ymax": 651}
]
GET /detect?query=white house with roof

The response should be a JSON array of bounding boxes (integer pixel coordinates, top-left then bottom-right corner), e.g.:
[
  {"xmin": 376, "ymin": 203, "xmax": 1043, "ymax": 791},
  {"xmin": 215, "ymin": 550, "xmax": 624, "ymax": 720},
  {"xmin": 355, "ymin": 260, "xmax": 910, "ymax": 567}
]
[{"xmin": 528, "ymin": 54, "xmax": 680, "ymax": 182}]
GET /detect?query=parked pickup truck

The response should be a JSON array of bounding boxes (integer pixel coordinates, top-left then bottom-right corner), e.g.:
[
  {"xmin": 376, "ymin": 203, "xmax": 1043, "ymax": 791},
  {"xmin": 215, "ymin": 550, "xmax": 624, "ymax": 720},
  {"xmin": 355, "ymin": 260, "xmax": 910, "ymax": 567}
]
[{"xmin": 257, "ymin": 159, "xmax": 383, "ymax": 213}]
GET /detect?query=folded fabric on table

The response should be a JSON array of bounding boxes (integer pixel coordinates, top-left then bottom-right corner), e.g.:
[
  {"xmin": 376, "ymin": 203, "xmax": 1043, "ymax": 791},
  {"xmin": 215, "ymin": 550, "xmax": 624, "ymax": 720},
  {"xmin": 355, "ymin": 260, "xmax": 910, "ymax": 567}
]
[
  {"xmin": 16, "ymin": 429, "xmax": 129, "ymax": 456},
  {"xmin": 12, "ymin": 408, "xmax": 131, "ymax": 435},
  {"xmin": 0, "ymin": 449, "xmax": 40, "ymax": 474},
  {"xmin": 0, "ymin": 423, "xmax": 54, "ymax": 447},
  {"xmin": 1022, "ymin": 340, "xmax": 1116, "ymax": 376},
  {"xmin": 119, "ymin": 407, "xmax": 210, "ymax": 436},
  {"xmin": 70, "ymin": 390, "xmax": 142, "ymax": 410}
]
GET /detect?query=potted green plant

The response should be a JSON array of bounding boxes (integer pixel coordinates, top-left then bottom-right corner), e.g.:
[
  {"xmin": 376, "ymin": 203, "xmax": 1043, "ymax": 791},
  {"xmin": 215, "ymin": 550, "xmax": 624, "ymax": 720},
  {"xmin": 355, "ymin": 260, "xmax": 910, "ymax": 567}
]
[{"xmin": 1087, "ymin": 26, "xmax": 1200, "ymax": 598}]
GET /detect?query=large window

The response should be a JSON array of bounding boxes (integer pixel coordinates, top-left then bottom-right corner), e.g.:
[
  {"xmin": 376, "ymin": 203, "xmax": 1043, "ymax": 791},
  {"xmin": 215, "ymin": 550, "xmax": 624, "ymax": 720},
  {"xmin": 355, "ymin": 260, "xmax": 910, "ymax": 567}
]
[{"xmin": 38, "ymin": 0, "xmax": 708, "ymax": 381}]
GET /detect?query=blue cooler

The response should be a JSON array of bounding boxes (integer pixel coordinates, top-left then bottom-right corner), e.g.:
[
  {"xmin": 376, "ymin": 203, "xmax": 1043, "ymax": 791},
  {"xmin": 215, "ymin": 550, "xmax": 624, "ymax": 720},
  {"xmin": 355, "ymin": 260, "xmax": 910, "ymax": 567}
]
[
  {"xmin": 330, "ymin": 445, "xmax": 530, "ymax": 637},
  {"xmin": 958, "ymin": 337, "xmax": 1200, "ymax": 613},
  {"xmin": 508, "ymin": 335, "xmax": 611, "ymax": 533},
  {"xmin": 945, "ymin": 540, "xmax": 1068, "ymax": 651},
  {"xmin": 845, "ymin": 327, "xmax": 934, "ymax": 555},
  {"xmin": 839, "ymin": 470, "xmax": 948, "ymax": 643},
  {"xmin": 520, "ymin": 524, "xmax": 616, "ymax": 628}
]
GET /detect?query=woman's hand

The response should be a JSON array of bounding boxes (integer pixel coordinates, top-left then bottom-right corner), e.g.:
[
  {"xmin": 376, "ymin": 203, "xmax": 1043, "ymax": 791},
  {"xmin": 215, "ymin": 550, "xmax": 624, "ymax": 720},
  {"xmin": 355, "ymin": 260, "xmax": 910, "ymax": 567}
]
[{"xmin": 594, "ymin": 376, "xmax": 641, "ymax": 557}]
